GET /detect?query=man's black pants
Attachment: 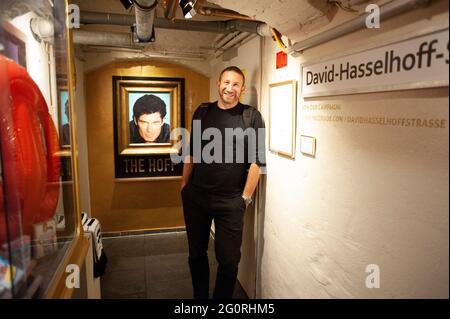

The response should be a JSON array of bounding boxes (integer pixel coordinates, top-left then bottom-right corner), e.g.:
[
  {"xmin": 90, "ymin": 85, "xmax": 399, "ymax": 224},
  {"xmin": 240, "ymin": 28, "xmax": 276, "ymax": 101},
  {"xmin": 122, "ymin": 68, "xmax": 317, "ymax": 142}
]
[{"xmin": 181, "ymin": 182, "xmax": 246, "ymax": 299}]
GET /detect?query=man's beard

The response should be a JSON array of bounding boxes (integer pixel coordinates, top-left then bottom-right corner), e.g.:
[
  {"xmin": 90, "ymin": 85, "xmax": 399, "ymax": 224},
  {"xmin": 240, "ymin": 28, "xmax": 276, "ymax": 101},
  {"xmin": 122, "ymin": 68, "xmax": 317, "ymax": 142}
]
[{"xmin": 220, "ymin": 90, "xmax": 239, "ymax": 104}]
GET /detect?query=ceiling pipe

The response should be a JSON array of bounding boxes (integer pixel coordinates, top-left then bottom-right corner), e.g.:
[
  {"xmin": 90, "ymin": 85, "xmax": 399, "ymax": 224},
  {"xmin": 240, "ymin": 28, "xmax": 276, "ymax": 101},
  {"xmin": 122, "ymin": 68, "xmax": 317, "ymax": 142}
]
[
  {"xmin": 165, "ymin": 0, "xmax": 179, "ymax": 20},
  {"xmin": 73, "ymin": 29, "xmax": 249, "ymax": 54},
  {"xmin": 81, "ymin": 46, "xmax": 207, "ymax": 61},
  {"xmin": 213, "ymin": 31, "xmax": 240, "ymax": 49},
  {"xmin": 196, "ymin": 7, "xmax": 257, "ymax": 21},
  {"xmin": 79, "ymin": 11, "xmax": 272, "ymax": 36},
  {"xmin": 134, "ymin": 0, "xmax": 157, "ymax": 42},
  {"xmin": 155, "ymin": 18, "xmax": 228, "ymax": 33},
  {"xmin": 215, "ymin": 33, "xmax": 258, "ymax": 60},
  {"xmin": 80, "ymin": 11, "xmax": 135, "ymax": 25},
  {"xmin": 220, "ymin": 32, "xmax": 251, "ymax": 51},
  {"xmin": 73, "ymin": 29, "xmax": 241, "ymax": 55},
  {"xmin": 194, "ymin": 0, "xmax": 256, "ymax": 21},
  {"xmin": 81, "ymin": 11, "xmax": 226, "ymax": 32},
  {"xmin": 73, "ymin": 30, "xmax": 133, "ymax": 47},
  {"xmin": 287, "ymin": 0, "xmax": 432, "ymax": 56},
  {"xmin": 227, "ymin": 19, "xmax": 271, "ymax": 37},
  {"xmin": 213, "ymin": 33, "xmax": 229, "ymax": 47}
]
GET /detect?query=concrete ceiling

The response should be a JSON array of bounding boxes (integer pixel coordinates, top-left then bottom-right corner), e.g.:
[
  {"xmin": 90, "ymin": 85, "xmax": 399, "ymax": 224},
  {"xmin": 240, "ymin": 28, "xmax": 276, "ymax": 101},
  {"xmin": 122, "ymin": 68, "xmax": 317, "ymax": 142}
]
[
  {"xmin": 74, "ymin": 0, "xmax": 337, "ymax": 47},
  {"xmin": 208, "ymin": 0, "xmax": 337, "ymax": 41},
  {"xmin": 73, "ymin": 0, "xmax": 340, "ymax": 59},
  {"xmin": 3, "ymin": 0, "xmax": 377, "ymax": 60},
  {"xmin": 0, "ymin": 0, "xmax": 373, "ymax": 76},
  {"xmin": 74, "ymin": 0, "xmax": 220, "ymax": 60}
]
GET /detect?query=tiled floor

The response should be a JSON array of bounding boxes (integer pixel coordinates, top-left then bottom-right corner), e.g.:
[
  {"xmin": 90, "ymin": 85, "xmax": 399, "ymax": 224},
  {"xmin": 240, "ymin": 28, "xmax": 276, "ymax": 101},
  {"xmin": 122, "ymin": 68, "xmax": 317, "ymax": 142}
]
[{"xmin": 100, "ymin": 231, "xmax": 249, "ymax": 299}]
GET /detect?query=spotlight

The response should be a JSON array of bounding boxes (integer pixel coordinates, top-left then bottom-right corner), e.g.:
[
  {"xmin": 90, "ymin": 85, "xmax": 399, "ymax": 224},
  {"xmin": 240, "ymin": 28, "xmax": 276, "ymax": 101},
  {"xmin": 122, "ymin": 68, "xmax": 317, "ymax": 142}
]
[
  {"xmin": 120, "ymin": 0, "xmax": 134, "ymax": 10},
  {"xmin": 179, "ymin": 0, "xmax": 197, "ymax": 19}
]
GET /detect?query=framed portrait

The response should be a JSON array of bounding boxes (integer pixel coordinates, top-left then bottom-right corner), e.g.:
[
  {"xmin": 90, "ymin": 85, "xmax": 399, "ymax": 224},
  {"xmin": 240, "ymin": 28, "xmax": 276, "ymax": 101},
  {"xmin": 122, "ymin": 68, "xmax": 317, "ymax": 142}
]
[
  {"xmin": 0, "ymin": 22, "xmax": 27, "ymax": 68},
  {"xmin": 57, "ymin": 88, "xmax": 71, "ymax": 148},
  {"xmin": 268, "ymin": 80, "xmax": 297, "ymax": 159},
  {"xmin": 113, "ymin": 76, "xmax": 185, "ymax": 179}
]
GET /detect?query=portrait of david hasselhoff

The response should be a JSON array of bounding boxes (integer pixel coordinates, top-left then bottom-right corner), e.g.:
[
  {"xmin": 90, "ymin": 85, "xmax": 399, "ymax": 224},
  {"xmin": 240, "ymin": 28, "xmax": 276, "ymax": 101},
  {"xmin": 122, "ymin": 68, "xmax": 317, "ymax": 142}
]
[{"xmin": 129, "ymin": 94, "xmax": 171, "ymax": 144}]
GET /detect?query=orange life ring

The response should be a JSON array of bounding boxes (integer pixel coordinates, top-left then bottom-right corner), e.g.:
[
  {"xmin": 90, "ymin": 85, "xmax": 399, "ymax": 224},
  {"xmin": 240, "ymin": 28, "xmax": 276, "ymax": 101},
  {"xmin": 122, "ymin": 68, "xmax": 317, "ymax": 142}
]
[{"xmin": 0, "ymin": 55, "xmax": 60, "ymax": 244}]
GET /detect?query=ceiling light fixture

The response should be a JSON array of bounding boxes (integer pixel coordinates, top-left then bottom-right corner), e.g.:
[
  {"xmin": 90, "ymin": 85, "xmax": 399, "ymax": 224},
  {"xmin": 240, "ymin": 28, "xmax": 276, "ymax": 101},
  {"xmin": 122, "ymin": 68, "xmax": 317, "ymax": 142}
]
[
  {"xmin": 30, "ymin": 17, "xmax": 54, "ymax": 44},
  {"xmin": 120, "ymin": 0, "xmax": 134, "ymax": 10},
  {"xmin": 179, "ymin": 0, "xmax": 197, "ymax": 19}
]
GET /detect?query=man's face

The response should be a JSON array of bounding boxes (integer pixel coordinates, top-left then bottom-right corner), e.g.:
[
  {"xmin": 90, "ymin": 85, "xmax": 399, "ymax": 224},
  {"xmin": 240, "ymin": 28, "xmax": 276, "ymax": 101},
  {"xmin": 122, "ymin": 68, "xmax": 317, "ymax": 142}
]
[
  {"xmin": 135, "ymin": 112, "xmax": 163, "ymax": 142},
  {"xmin": 217, "ymin": 71, "xmax": 245, "ymax": 107}
]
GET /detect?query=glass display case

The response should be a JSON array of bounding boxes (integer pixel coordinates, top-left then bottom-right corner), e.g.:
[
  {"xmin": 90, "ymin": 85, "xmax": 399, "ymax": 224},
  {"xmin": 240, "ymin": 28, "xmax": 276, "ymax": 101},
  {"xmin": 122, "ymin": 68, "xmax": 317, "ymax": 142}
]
[{"xmin": 0, "ymin": 0, "xmax": 86, "ymax": 298}]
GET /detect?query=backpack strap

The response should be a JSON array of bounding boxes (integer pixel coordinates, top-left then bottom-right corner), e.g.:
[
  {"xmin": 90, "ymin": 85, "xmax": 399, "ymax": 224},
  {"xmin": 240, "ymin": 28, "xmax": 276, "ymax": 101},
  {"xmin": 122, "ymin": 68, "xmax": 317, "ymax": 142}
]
[
  {"xmin": 194, "ymin": 102, "xmax": 256, "ymax": 129},
  {"xmin": 193, "ymin": 102, "xmax": 210, "ymax": 121},
  {"xmin": 242, "ymin": 104, "xmax": 256, "ymax": 129}
]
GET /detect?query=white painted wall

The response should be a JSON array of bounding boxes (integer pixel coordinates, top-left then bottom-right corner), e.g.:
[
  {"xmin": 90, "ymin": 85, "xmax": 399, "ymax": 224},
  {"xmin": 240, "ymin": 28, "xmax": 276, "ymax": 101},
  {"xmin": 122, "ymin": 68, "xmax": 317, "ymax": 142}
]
[{"xmin": 258, "ymin": 1, "xmax": 448, "ymax": 298}]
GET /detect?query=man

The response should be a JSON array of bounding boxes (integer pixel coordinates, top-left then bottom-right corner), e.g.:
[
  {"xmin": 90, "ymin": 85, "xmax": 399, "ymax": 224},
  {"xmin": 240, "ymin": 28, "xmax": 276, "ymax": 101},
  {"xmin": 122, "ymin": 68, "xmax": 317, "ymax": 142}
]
[
  {"xmin": 181, "ymin": 66, "xmax": 266, "ymax": 299},
  {"xmin": 129, "ymin": 94, "xmax": 170, "ymax": 143}
]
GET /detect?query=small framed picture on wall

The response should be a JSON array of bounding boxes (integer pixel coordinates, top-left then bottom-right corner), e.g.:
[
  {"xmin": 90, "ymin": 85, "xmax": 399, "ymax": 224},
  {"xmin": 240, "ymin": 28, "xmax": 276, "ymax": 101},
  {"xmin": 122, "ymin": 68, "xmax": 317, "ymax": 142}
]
[
  {"xmin": 57, "ymin": 88, "xmax": 70, "ymax": 148},
  {"xmin": 0, "ymin": 22, "xmax": 27, "ymax": 69},
  {"xmin": 268, "ymin": 80, "xmax": 297, "ymax": 159}
]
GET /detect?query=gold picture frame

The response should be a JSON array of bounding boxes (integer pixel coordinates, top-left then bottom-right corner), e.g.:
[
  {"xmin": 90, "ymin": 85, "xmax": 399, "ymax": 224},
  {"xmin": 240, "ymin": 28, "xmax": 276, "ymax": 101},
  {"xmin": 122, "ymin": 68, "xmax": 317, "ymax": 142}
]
[
  {"xmin": 268, "ymin": 80, "xmax": 297, "ymax": 159},
  {"xmin": 112, "ymin": 76, "xmax": 185, "ymax": 179},
  {"xmin": 114, "ymin": 77, "xmax": 183, "ymax": 155}
]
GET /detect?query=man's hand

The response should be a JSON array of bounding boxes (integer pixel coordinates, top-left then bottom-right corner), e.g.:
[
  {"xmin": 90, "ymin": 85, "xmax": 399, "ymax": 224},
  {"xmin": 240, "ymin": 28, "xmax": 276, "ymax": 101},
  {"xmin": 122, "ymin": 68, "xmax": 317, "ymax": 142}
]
[
  {"xmin": 242, "ymin": 195, "xmax": 252, "ymax": 208},
  {"xmin": 181, "ymin": 156, "xmax": 194, "ymax": 192},
  {"xmin": 241, "ymin": 163, "xmax": 261, "ymax": 206}
]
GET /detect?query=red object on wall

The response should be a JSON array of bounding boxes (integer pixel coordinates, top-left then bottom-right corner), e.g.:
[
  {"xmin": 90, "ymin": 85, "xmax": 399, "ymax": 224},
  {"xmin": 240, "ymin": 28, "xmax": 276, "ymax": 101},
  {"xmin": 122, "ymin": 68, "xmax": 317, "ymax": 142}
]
[
  {"xmin": 276, "ymin": 51, "xmax": 288, "ymax": 69},
  {"xmin": 0, "ymin": 55, "xmax": 60, "ymax": 244}
]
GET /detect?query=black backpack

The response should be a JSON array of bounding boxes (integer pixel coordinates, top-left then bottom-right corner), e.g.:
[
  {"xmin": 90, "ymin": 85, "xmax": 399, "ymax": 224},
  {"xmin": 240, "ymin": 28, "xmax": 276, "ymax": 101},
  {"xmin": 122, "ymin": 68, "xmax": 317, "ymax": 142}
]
[{"xmin": 193, "ymin": 102, "xmax": 257, "ymax": 129}]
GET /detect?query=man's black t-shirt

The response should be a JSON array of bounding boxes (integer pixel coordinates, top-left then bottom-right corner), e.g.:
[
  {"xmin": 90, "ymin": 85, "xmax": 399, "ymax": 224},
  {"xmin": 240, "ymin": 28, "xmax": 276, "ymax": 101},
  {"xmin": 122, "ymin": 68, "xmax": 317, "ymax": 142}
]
[{"xmin": 188, "ymin": 102, "xmax": 265, "ymax": 196}]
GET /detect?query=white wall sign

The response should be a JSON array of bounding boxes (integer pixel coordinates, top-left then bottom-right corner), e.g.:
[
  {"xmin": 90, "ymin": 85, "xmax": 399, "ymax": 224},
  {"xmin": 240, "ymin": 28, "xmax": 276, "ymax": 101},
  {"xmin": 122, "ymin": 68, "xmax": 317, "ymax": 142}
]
[
  {"xmin": 302, "ymin": 28, "xmax": 449, "ymax": 97},
  {"xmin": 300, "ymin": 135, "xmax": 316, "ymax": 157}
]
